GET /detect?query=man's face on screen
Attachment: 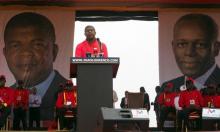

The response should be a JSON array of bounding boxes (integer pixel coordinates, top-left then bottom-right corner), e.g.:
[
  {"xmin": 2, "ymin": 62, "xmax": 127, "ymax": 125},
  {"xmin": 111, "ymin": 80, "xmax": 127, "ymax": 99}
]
[
  {"xmin": 3, "ymin": 26, "xmax": 58, "ymax": 87},
  {"xmin": 172, "ymin": 21, "xmax": 217, "ymax": 78}
]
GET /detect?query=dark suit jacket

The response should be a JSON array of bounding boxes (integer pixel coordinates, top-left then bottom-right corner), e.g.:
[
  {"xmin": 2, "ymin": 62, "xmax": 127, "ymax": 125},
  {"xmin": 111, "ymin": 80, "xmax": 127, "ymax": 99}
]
[
  {"xmin": 161, "ymin": 66, "xmax": 220, "ymax": 92},
  {"xmin": 11, "ymin": 70, "xmax": 67, "ymax": 121},
  {"xmin": 120, "ymin": 97, "xmax": 126, "ymax": 108},
  {"xmin": 144, "ymin": 93, "xmax": 150, "ymax": 111},
  {"xmin": 40, "ymin": 70, "xmax": 67, "ymax": 120}
]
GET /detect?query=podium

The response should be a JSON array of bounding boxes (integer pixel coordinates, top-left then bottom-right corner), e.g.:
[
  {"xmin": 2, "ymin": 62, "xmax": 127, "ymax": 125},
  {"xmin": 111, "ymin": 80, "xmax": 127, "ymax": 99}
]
[
  {"xmin": 202, "ymin": 108, "xmax": 220, "ymax": 130},
  {"xmin": 70, "ymin": 57, "xmax": 119, "ymax": 132}
]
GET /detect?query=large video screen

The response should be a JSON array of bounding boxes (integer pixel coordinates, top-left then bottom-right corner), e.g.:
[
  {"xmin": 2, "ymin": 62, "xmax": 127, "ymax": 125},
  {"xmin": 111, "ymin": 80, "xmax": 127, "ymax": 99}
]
[
  {"xmin": 0, "ymin": 10, "xmax": 74, "ymax": 122},
  {"xmin": 159, "ymin": 11, "xmax": 220, "ymax": 89}
]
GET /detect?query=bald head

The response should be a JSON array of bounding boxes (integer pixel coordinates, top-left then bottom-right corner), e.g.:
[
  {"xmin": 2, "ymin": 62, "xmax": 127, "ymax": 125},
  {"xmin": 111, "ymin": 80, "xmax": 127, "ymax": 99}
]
[{"xmin": 174, "ymin": 13, "xmax": 218, "ymax": 42}]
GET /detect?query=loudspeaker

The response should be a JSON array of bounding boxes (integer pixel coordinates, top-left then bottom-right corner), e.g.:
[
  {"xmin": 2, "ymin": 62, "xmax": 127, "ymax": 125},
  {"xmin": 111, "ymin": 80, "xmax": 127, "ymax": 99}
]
[{"xmin": 96, "ymin": 107, "xmax": 149, "ymax": 132}]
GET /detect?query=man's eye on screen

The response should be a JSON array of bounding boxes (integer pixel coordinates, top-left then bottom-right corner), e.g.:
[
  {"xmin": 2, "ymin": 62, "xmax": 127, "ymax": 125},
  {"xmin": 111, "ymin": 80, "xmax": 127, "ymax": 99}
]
[
  {"xmin": 176, "ymin": 42, "xmax": 188, "ymax": 48},
  {"xmin": 33, "ymin": 42, "xmax": 47, "ymax": 49},
  {"xmin": 194, "ymin": 42, "xmax": 207, "ymax": 49},
  {"xmin": 7, "ymin": 42, "xmax": 20, "ymax": 49}
]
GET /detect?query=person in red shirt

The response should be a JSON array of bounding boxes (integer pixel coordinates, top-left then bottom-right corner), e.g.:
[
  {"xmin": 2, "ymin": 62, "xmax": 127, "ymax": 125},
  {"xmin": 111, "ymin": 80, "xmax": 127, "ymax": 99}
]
[
  {"xmin": 157, "ymin": 82, "xmax": 177, "ymax": 130},
  {"xmin": 213, "ymin": 84, "xmax": 220, "ymax": 108},
  {"xmin": 0, "ymin": 75, "xmax": 14, "ymax": 129},
  {"xmin": 13, "ymin": 80, "xmax": 29, "ymax": 130},
  {"xmin": 56, "ymin": 80, "xmax": 77, "ymax": 130},
  {"xmin": 75, "ymin": 25, "xmax": 108, "ymax": 58},
  {"xmin": 178, "ymin": 78, "xmax": 203, "ymax": 129},
  {"xmin": 203, "ymin": 84, "xmax": 216, "ymax": 108}
]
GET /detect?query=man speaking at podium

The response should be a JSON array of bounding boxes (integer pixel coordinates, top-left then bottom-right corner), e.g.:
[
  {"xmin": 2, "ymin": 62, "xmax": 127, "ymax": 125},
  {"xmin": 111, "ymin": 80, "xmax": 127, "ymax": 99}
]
[{"xmin": 75, "ymin": 25, "xmax": 108, "ymax": 58}]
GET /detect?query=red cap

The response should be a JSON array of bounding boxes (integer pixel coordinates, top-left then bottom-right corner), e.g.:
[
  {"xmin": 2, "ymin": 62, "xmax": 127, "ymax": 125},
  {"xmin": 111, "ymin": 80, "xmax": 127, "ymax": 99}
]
[
  {"xmin": 166, "ymin": 82, "xmax": 174, "ymax": 89},
  {"xmin": 0, "ymin": 75, "xmax": 6, "ymax": 81}
]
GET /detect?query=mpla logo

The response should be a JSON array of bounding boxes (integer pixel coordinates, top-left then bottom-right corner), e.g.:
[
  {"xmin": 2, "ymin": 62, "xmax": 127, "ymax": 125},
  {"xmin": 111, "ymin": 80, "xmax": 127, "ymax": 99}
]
[{"xmin": 207, "ymin": 109, "xmax": 215, "ymax": 114}]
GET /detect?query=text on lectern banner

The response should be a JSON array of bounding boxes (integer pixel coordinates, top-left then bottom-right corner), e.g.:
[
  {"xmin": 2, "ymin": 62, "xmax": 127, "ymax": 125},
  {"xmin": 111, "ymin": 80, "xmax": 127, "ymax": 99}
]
[{"xmin": 71, "ymin": 57, "xmax": 119, "ymax": 64}]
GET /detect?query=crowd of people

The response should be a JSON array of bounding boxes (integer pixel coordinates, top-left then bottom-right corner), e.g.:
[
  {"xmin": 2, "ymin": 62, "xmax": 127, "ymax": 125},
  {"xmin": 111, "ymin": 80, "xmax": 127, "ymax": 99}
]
[
  {"xmin": 118, "ymin": 79, "xmax": 220, "ymax": 131},
  {"xmin": 156, "ymin": 78, "xmax": 220, "ymax": 130},
  {"xmin": 0, "ymin": 75, "xmax": 77, "ymax": 130}
]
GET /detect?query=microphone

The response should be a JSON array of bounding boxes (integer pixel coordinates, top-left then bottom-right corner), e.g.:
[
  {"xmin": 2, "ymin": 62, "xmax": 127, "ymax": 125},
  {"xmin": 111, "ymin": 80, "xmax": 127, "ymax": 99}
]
[
  {"xmin": 97, "ymin": 38, "xmax": 101, "ymax": 44},
  {"xmin": 96, "ymin": 38, "xmax": 103, "ymax": 57}
]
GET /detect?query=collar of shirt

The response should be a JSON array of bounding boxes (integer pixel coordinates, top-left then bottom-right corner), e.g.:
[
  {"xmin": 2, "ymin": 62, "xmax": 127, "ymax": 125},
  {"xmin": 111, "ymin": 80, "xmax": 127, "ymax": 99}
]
[
  {"xmin": 185, "ymin": 63, "xmax": 217, "ymax": 90},
  {"xmin": 33, "ymin": 70, "xmax": 55, "ymax": 98},
  {"xmin": 85, "ymin": 40, "xmax": 99, "ymax": 47}
]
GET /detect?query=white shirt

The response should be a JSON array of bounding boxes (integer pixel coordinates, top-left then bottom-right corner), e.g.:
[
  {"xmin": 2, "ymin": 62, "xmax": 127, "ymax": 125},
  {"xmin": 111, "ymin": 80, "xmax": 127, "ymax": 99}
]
[
  {"xmin": 33, "ymin": 71, "xmax": 55, "ymax": 98},
  {"xmin": 174, "ymin": 96, "xmax": 182, "ymax": 110},
  {"xmin": 29, "ymin": 94, "xmax": 42, "ymax": 107}
]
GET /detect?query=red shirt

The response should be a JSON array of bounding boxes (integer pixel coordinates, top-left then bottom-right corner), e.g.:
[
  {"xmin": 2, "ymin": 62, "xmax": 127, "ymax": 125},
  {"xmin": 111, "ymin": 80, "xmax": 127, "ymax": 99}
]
[
  {"xmin": 179, "ymin": 89, "xmax": 203, "ymax": 108},
  {"xmin": 157, "ymin": 92, "xmax": 177, "ymax": 107},
  {"xmin": 75, "ymin": 40, "xmax": 108, "ymax": 58},
  {"xmin": 203, "ymin": 95, "xmax": 215, "ymax": 107},
  {"xmin": 0, "ymin": 87, "xmax": 14, "ymax": 107},
  {"xmin": 213, "ymin": 95, "xmax": 220, "ymax": 108},
  {"xmin": 13, "ymin": 88, "xmax": 29, "ymax": 109},
  {"xmin": 56, "ymin": 89, "xmax": 77, "ymax": 108}
]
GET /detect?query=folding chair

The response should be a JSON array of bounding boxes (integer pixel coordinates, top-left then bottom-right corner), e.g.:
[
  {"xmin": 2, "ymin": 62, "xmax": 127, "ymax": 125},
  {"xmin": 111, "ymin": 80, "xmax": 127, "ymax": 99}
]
[
  {"xmin": 186, "ymin": 111, "xmax": 200, "ymax": 131},
  {"xmin": 57, "ymin": 109, "xmax": 76, "ymax": 131}
]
